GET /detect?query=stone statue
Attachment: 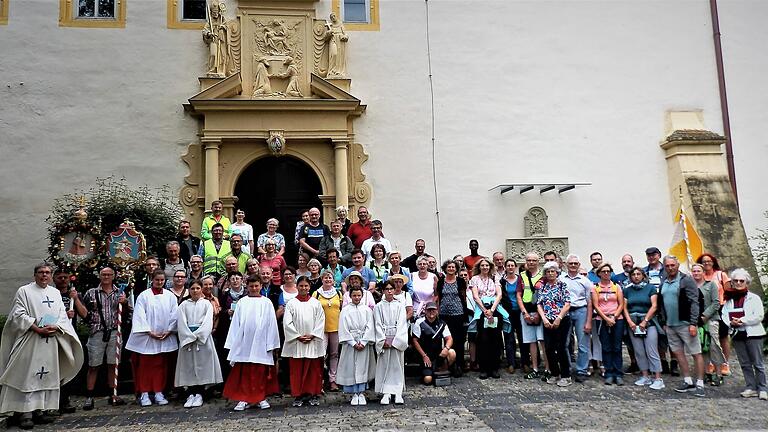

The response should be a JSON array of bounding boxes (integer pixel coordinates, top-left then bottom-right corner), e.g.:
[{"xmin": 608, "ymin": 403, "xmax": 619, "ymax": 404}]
[
  {"xmin": 279, "ymin": 56, "xmax": 303, "ymax": 97},
  {"xmin": 325, "ymin": 13, "xmax": 349, "ymax": 78},
  {"xmin": 202, "ymin": 1, "xmax": 234, "ymax": 77},
  {"xmin": 252, "ymin": 56, "xmax": 273, "ymax": 97}
]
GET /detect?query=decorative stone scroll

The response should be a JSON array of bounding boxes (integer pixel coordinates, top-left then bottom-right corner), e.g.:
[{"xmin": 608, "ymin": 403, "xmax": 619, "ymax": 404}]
[{"xmin": 506, "ymin": 206, "xmax": 568, "ymax": 262}]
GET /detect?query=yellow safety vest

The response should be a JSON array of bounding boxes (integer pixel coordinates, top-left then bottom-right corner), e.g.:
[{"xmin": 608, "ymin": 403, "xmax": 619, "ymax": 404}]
[{"xmin": 202, "ymin": 240, "xmax": 232, "ymax": 276}]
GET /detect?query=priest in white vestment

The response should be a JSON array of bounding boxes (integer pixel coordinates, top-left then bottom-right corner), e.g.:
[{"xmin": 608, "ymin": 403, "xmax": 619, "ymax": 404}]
[
  {"xmin": 336, "ymin": 286, "xmax": 376, "ymax": 406},
  {"xmin": 125, "ymin": 270, "xmax": 178, "ymax": 407},
  {"xmin": 0, "ymin": 264, "xmax": 83, "ymax": 427},
  {"xmin": 175, "ymin": 280, "xmax": 222, "ymax": 408},
  {"xmin": 374, "ymin": 281, "xmax": 409, "ymax": 405},
  {"xmin": 282, "ymin": 276, "xmax": 325, "ymax": 407},
  {"xmin": 223, "ymin": 277, "xmax": 280, "ymax": 411}
]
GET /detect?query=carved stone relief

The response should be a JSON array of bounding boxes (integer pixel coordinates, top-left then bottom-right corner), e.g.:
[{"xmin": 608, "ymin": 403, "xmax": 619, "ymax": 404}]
[
  {"xmin": 249, "ymin": 17, "xmax": 306, "ymax": 98},
  {"xmin": 506, "ymin": 207, "xmax": 567, "ymax": 262},
  {"xmin": 524, "ymin": 206, "xmax": 548, "ymax": 237}
]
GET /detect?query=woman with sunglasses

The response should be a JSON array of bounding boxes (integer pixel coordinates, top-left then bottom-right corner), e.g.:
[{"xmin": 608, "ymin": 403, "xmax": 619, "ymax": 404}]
[
  {"xmin": 721, "ymin": 269, "xmax": 766, "ymax": 400},
  {"xmin": 591, "ymin": 263, "xmax": 625, "ymax": 385}
]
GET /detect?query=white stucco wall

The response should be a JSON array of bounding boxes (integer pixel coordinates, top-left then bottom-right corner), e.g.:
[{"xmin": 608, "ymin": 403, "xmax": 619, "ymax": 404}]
[
  {"xmin": 0, "ymin": 0, "xmax": 203, "ymax": 297},
  {"xmin": 0, "ymin": 0, "xmax": 764, "ymax": 308},
  {"xmin": 717, "ymin": 0, "xmax": 768, "ymax": 242},
  {"xmin": 344, "ymin": 0, "xmax": 727, "ymax": 265}
]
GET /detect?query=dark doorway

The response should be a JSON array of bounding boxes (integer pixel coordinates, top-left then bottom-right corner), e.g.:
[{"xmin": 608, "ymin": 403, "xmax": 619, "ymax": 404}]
[{"xmin": 234, "ymin": 156, "xmax": 323, "ymax": 266}]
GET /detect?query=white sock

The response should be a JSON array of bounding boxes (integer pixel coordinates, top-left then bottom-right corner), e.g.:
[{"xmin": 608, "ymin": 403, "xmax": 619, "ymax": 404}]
[
  {"xmin": 684, "ymin": 377, "xmax": 693, "ymax": 385},
  {"xmin": 696, "ymin": 379, "xmax": 704, "ymax": 387}
]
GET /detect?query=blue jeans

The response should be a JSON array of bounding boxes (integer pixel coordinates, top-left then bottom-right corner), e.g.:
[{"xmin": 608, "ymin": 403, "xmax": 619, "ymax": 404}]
[
  {"xmin": 598, "ymin": 319, "xmax": 625, "ymax": 378},
  {"xmin": 568, "ymin": 306, "xmax": 590, "ymax": 375}
]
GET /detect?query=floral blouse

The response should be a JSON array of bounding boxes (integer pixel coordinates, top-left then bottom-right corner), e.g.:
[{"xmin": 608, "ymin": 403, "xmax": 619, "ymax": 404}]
[{"xmin": 536, "ymin": 280, "xmax": 570, "ymax": 321}]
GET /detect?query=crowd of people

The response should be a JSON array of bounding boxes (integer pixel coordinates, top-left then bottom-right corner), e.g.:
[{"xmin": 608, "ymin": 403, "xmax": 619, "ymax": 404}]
[{"xmin": 0, "ymin": 202, "xmax": 765, "ymax": 429}]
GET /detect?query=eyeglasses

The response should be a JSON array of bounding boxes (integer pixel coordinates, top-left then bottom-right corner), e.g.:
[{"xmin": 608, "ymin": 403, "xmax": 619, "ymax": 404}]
[
  {"xmin": 36, "ymin": 270, "xmax": 52, "ymax": 275},
  {"xmin": 701, "ymin": 260, "xmax": 713, "ymax": 264},
  {"xmin": 174, "ymin": 275, "xmax": 186, "ymax": 279},
  {"xmin": 733, "ymin": 279, "xmax": 746, "ymax": 283},
  {"xmin": 599, "ymin": 270, "xmax": 612, "ymax": 274},
  {"xmin": 567, "ymin": 262, "xmax": 579, "ymax": 266}
]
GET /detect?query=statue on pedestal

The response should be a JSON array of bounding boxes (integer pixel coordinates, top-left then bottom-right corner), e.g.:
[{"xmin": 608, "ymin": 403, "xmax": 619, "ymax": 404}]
[
  {"xmin": 325, "ymin": 13, "xmax": 349, "ymax": 78},
  {"xmin": 203, "ymin": 1, "xmax": 236, "ymax": 78}
]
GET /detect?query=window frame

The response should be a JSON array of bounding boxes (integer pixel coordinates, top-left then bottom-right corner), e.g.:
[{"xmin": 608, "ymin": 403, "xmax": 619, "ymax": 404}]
[
  {"xmin": 167, "ymin": 0, "xmax": 206, "ymax": 30},
  {"xmin": 0, "ymin": 0, "xmax": 9, "ymax": 25},
  {"xmin": 59, "ymin": 0, "xmax": 126, "ymax": 28},
  {"xmin": 332, "ymin": 0, "xmax": 379, "ymax": 31}
]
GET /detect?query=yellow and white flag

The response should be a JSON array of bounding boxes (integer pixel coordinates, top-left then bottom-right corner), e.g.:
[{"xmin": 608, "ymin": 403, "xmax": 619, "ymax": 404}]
[{"xmin": 669, "ymin": 204, "xmax": 703, "ymax": 266}]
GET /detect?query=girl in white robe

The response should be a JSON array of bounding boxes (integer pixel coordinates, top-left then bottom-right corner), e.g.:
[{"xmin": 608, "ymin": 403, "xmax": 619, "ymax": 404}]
[
  {"xmin": 374, "ymin": 280, "xmax": 409, "ymax": 405},
  {"xmin": 175, "ymin": 280, "xmax": 222, "ymax": 408},
  {"xmin": 282, "ymin": 276, "xmax": 325, "ymax": 407},
  {"xmin": 336, "ymin": 286, "xmax": 376, "ymax": 405},
  {"xmin": 126, "ymin": 270, "xmax": 178, "ymax": 407}
]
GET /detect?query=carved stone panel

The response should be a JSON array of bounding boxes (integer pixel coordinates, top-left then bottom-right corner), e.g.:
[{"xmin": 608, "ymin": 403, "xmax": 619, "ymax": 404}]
[
  {"xmin": 506, "ymin": 238, "xmax": 569, "ymax": 263},
  {"xmin": 524, "ymin": 206, "xmax": 548, "ymax": 237}
]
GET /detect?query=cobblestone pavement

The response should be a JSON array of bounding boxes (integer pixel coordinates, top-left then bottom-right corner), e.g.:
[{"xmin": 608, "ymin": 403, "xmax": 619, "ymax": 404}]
[{"xmin": 17, "ymin": 360, "xmax": 768, "ymax": 431}]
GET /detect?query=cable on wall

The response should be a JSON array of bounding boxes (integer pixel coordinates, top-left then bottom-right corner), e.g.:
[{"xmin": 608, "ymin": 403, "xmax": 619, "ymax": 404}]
[{"xmin": 424, "ymin": 0, "xmax": 442, "ymax": 263}]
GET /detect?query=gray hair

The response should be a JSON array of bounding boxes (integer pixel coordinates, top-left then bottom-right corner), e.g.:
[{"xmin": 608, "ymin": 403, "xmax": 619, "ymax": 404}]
[
  {"xmin": 200, "ymin": 275, "xmax": 216, "ymax": 285},
  {"xmin": 166, "ymin": 240, "xmax": 180, "ymax": 249},
  {"xmin": 566, "ymin": 254, "xmax": 580, "ymax": 263},
  {"xmin": 525, "ymin": 252, "xmax": 540, "ymax": 260},
  {"xmin": 308, "ymin": 258, "xmax": 322, "ymax": 268},
  {"xmin": 416, "ymin": 255, "xmax": 430, "ymax": 265},
  {"xmin": 266, "ymin": 218, "xmax": 279, "ymax": 226},
  {"xmin": 662, "ymin": 255, "xmax": 679, "ymax": 264},
  {"xmin": 34, "ymin": 262, "xmax": 52, "ymax": 275},
  {"xmin": 730, "ymin": 268, "xmax": 752, "ymax": 285},
  {"xmin": 543, "ymin": 261, "xmax": 560, "ymax": 272},
  {"xmin": 335, "ymin": 206, "xmax": 347, "ymax": 215}
]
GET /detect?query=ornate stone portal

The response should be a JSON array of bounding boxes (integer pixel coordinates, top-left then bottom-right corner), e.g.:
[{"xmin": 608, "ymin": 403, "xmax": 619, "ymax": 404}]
[
  {"xmin": 506, "ymin": 207, "xmax": 569, "ymax": 262},
  {"xmin": 181, "ymin": 0, "xmax": 369, "ymax": 225}
]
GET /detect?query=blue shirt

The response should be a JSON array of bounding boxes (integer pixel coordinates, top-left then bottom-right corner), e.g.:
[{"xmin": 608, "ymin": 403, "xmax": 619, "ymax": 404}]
[{"xmin": 341, "ymin": 267, "xmax": 377, "ymax": 287}]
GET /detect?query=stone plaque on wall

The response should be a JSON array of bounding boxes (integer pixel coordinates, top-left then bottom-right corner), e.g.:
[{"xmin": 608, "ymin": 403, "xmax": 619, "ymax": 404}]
[{"xmin": 506, "ymin": 207, "xmax": 568, "ymax": 261}]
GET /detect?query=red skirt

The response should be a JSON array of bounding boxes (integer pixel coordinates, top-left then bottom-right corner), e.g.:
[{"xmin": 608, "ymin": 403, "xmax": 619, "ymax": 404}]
[
  {"xmin": 223, "ymin": 363, "xmax": 279, "ymax": 403},
  {"xmin": 132, "ymin": 352, "xmax": 168, "ymax": 393},
  {"xmin": 289, "ymin": 357, "xmax": 324, "ymax": 397}
]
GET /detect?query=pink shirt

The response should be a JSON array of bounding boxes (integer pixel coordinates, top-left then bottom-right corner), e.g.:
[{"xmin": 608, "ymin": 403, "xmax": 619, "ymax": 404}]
[{"xmin": 595, "ymin": 283, "xmax": 622, "ymax": 320}]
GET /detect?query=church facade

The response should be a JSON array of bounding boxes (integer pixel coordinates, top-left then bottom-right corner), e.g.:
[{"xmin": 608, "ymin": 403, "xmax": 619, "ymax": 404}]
[{"xmin": 1, "ymin": 0, "xmax": 766, "ymax": 304}]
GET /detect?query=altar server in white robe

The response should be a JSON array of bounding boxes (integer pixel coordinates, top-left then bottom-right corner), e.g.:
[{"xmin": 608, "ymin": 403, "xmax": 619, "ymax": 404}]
[
  {"xmin": 0, "ymin": 263, "xmax": 83, "ymax": 428},
  {"xmin": 175, "ymin": 279, "xmax": 222, "ymax": 408},
  {"xmin": 126, "ymin": 269, "xmax": 178, "ymax": 407},
  {"xmin": 374, "ymin": 280, "xmax": 409, "ymax": 405},
  {"xmin": 223, "ymin": 276, "xmax": 281, "ymax": 411},
  {"xmin": 337, "ymin": 285, "xmax": 376, "ymax": 406},
  {"xmin": 282, "ymin": 276, "xmax": 325, "ymax": 407}
]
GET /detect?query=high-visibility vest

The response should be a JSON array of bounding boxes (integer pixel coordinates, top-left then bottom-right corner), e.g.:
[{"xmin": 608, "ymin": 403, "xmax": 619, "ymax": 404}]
[
  {"xmin": 202, "ymin": 240, "xmax": 232, "ymax": 276},
  {"xmin": 200, "ymin": 215, "xmax": 232, "ymax": 241}
]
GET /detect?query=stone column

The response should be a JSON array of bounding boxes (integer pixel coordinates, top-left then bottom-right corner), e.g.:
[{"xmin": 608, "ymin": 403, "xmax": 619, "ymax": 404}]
[
  {"xmin": 202, "ymin": 137, "xmax": 222, "ymax": 209},
  {"xmin": 333, "ymin": 139, "xmax": 350, "ymax": 210}
]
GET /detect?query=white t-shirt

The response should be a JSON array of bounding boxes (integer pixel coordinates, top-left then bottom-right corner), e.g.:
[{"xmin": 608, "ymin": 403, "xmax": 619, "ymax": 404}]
[
  {"xmin": 231, "ymin": 222, "xmax": 254, "ymax": 251},
  {"xmin": 361, "ymin": 237, "xmax": 392, "ymax": 263}
]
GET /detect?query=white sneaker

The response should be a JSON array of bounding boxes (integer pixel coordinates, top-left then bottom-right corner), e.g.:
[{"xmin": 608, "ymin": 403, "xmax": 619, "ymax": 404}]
[
  {"xmin": 139, "ymin": 392, "xmax": 152, "ymax": 407},
  {"xmin": 741, "ymin": 389, "xmax": 758, "ymax": 398},
  {"xmin": 351, "ymin": 394, "xmax": 359, "ymax": 406},
  {"xmin": 191, "ymin": 394, "xmax": 203, "ymax": 407},
  {"xmin": 258, "ymin": 400, "xmax": 270, "ymax": 410},
  {"xmin": 380, "ymin": 394, "xmax": 390, "ymax": 405},
  {"xmin": 183, "ymin": 394, "xmax": 195, "ymax": 408},
  {"xmin": 634, "ymin": 376, "xmax": 652, "ymax": 386},
  {"xmin": 649, "ymin": 379, "xmax": 665, "ymax": 390},
  {"xmin": 759, "ymin": 391, "xmax": 768, "ymax": 401},
  {"xmin": 154, "ymin": 392, "xmax": 169, "ymax": 406},
  {"xmin": 234, "ymin": 401, "xmax": 249, "ymax": 411},
  {"xmin": 394, "ymin": 394, "xmax": 404, "ymax": 405},
  {"xmin": 358, "ymin": 394, "xmax": 367, "ymax": 405}
]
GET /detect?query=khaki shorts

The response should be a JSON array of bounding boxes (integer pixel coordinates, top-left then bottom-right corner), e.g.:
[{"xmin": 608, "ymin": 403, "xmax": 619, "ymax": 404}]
[
  {"xmin": 86, "ymin": 331, "xmax": 118, "ymax": 367},
  {"xmin": 666, "ymin": 325, "xmax": 702, "ymax": 355}
]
